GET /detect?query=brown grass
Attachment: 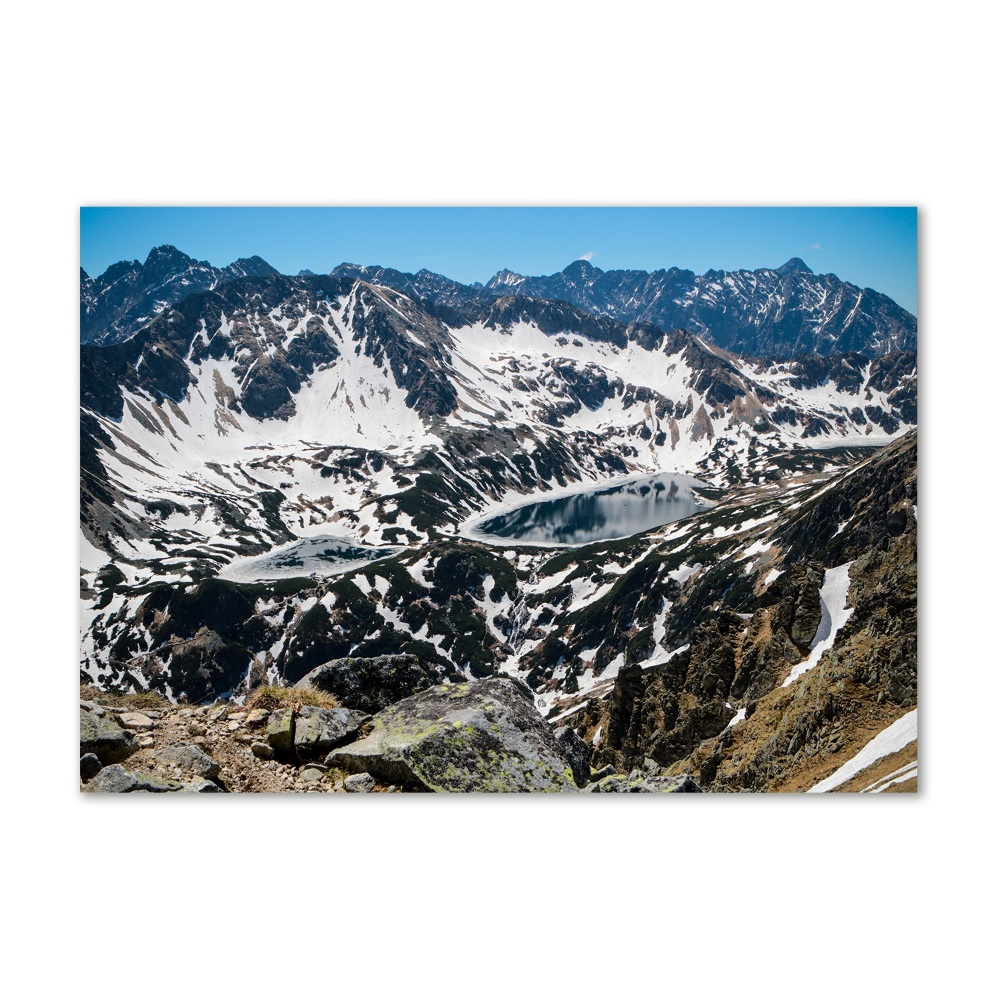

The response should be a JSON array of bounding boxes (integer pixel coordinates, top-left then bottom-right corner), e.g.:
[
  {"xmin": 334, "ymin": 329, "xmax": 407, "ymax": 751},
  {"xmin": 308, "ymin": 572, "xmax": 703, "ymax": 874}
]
[
  {"xmin": 244, "ymin": 684, "xmax": 339, "ymax": 712},
  {"xmin": 80, "ymin": 684, "xmax": 171, "ymax": 711}
]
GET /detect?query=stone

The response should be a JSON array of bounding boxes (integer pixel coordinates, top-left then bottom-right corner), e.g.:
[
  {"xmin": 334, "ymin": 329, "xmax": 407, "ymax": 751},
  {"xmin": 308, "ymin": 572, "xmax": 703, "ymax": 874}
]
[
  {"xmin": 154, "ymin": 745, "xmax": 221, "ymax": 780},
  {"xmin": 326, "ymin": 678, "xmax": 580, "ymax": 793},
  {"xmin": 344, "ymin": 772, "xmax": 376, "ymax": 793},
  {"xmin": 293, "ymin": 705, "xmax": 368, "ymax": 759},
  {"xmin": 245, "ymin": 709, "xmax": 269, "ymax": 728},
  {"xmin": 118, "ymin": 712, "xmax": 154, "ymax": 732},
  {"xmin": 85, "ymin": 765, "xmax": 183, "ymax": 793},
  {"xmin": 251, "ymin": 741, "xmax": 274, "ymax": 760},
  {"xmin": 137, "ymin": 735, "xmax": 155, "ymax": 749},
  {"xmin": 227, "ymin": 713, "xmax": 246, "ymax": 723},
  {"xmin": 553, "ymin": 725, "xmax": 592, "ymax": 787},
  {"xmin": 299, "ymin": 767, "xmax": 326, "ymax": 783},
  {"xmin": 591, "ymin": 764, "xmax": 617, "ymax": 781},
  {"xmin": 182, "ymin": 778, "xmax": 225, "ymax": 793},
  {"xmin": 227, "ymin": 720, "xmax": 241, "ymax": 732},
  {"xmin": 265, "ymin": 709, "xmax": 295, "ymax": 753},
  {"xmin": 207, "ymin": 706, "xmax": 228, "ymax": 722},
  {"xmin": 295, "ymin": 654, "xmax": 436, "ymax": 713},
  {"xmin": 588, "ymin": 773, "xmax": 703, "ymax": 793},
  {"xmin": 80, "ymin": 708, "xmax": 139, "ymax": 765},
  {"xmin": 80, "ymin": 754, "xmax": 103, "ymax": 782},
  {"xmin": 80, "ymin": 700, "xmax": 105, "ymax": 717}
]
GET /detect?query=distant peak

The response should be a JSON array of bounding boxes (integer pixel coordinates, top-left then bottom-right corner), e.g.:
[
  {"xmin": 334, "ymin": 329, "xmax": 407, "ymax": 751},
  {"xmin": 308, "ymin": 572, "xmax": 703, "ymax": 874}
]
[
  {"xmin": 561, "ymin": 259, "xmax": 600, "ymax": 278},
  {"xmin": 226, "ymin": 255, "xmax": 278, "ymax": 277},
  {"xmin": 775, "ymin": 257, "xmax": 813, "ymax": 276},
  {"xmin": 145, "ymin": 244, "xmax": 191, "ymax": 263},
  {"xmin": 488, "ymin": 268, "xmax": 525, "ymax": 286}
]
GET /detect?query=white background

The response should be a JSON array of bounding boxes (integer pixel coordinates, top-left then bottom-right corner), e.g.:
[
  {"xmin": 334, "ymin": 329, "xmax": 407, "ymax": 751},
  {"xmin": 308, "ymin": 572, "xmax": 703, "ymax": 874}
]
[{"xmin": 2, "ymin": 1, "xmax": 995, "ymax": 995}]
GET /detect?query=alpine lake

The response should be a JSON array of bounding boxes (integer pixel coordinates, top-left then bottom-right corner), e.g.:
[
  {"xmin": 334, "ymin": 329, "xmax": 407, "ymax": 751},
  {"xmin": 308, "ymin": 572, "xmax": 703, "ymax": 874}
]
[{"xmin": 471, "ymin": 473, "xmax": 714, "ymax": 546}]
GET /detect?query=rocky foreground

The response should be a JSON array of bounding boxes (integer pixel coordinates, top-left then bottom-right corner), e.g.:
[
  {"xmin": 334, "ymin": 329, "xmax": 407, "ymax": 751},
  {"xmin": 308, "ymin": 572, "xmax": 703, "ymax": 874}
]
[{"xmin": 80, "ymin": 666, "xmax": 702, "ymax": 794}]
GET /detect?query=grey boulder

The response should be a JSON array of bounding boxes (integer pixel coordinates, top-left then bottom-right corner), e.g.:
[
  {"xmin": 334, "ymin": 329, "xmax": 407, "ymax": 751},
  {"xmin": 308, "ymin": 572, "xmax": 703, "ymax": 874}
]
[
  {"xmin": 292, "ymin": 705, "xmax": 368, "ymax": 759},
  {"xmin": 154, "ymin": 744, "xmax": 221, "ymax": 781},
  {"xmin": 327, "ymin": 677, "xmax": 579, "ymax": 793},
  {"xmin": 84, "ymin": 765, "xmax": 183, "ymax": 793},
  {"xmin": 80, "ymin": 708, "xmax": 139, "ymax": 765}
]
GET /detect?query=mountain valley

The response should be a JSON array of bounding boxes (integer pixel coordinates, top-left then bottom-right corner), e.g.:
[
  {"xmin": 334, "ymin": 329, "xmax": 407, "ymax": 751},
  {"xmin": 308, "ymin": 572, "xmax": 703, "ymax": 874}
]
[{"xmin": 79, "ymin": 246, "xmax": 918, "ymax": 793}]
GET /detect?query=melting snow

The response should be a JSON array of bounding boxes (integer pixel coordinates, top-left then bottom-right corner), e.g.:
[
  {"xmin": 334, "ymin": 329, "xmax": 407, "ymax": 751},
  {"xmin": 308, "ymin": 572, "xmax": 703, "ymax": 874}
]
[
  {"xmin": 782, "ymin": 561, "xmax": 855, "ymax": 687},
  {"xmin": 807, "ymin": 709, "xmax": 917, "ymax": 793}
]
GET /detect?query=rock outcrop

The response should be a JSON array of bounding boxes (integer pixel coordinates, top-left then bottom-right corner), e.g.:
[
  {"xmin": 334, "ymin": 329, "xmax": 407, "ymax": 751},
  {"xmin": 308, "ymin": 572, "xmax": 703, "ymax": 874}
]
[
  {"xmin": 295, "ymin": 655, "xmax": 435, "ymax": 713},
  {"xmin": 327, "ymin": 678, "xmax": 581, "ymax": 792}
]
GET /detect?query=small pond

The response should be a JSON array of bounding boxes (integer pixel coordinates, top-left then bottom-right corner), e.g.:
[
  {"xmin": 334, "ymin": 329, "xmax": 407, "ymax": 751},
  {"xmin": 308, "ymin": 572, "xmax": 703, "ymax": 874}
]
[
  {"xmin": 470, "ymin": 473, "xmax": 712, "ymax": 546},
  {"xmin": 220, "ymin": 535, "xmax": 401, "ymax": 583}
]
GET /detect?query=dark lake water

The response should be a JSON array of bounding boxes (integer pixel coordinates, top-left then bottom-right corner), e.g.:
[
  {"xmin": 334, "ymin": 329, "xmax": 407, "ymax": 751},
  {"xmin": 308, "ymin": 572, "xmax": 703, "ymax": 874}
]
[{"xmin": 472, "ymin": 474, "xmax": 712, "ymax": 546}]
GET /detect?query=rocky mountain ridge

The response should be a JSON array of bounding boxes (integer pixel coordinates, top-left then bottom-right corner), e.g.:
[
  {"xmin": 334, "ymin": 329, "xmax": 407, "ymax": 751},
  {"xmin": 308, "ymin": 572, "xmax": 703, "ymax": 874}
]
[
  {"xmin": 84, "ymin": 246, "xmax": 915, "ymax": 359},
  {"xmin": 80, "ymin": 271, "xmax": 915, "ymax": 585}
]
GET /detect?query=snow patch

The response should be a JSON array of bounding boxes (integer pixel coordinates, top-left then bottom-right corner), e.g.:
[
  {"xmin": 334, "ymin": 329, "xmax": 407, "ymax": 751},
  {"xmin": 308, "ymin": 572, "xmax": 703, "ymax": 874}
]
[{"xmin": 807, "ymin": 709, "xmax": 917, "ymax": 793}]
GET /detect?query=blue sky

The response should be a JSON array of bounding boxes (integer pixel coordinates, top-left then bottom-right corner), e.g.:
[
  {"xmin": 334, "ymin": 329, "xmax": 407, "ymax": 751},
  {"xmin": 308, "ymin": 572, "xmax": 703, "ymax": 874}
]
[{"xmin": 80, "ymin": 207, "xmax": 918, "ymax": 315}]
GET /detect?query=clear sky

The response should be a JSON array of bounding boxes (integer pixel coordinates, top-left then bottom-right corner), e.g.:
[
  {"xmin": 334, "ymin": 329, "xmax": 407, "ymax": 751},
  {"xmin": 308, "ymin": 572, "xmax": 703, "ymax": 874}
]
[{"xmin": 80, "ymin": 206, "xmax": 918, "ymax": 315}]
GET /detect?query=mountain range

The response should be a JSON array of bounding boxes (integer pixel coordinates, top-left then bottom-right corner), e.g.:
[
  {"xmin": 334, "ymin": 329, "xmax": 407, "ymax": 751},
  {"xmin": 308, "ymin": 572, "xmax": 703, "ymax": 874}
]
[
  {"xmin": 79, "ymin": 243, "xmax": 918, "ymax": 793},
  {"xmin": 82, "ymin": 245, "xmax": 916, "ymax": 358}
]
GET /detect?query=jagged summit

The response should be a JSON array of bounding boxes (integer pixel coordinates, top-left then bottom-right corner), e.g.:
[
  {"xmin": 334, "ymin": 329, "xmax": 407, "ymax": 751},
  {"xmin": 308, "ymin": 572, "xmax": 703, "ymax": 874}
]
[
  {"xmin": 82, "ymin": 246, "xmax": 914, "ymax": 357},
  {"xmin": 775, "ymin": 257, "xmax": 814, "ymax": 276},
  {"xmin": 226, "ymin": 255, "xmax": 279, "ymax": 278},
  {"xmin": 561, "ymin": 259, "xmax": 601, "ymax": 281}
]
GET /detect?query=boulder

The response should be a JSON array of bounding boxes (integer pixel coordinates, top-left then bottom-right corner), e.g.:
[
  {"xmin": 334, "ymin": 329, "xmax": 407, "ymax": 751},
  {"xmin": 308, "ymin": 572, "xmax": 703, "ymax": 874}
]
[
  {"xmin": 118, "ymin": 712, "xmax": 155, "ymax": 732},
  {"xmin": 326, "ymin": 678, "xmax": 579, "ymax": 793},
  {"xmin": 80, "ymin": 708, "xmax": 139, "ymax": 765},
  {"xmin": 554, "ymin": 725, "xmax": 592, "ymax": 787},
  {"xmin": 588, "ymin": 773, "xmax": 703, "ymax": 793},
  {"xmin": 292, "ymin": 706, "xmax": 368, "ymax": 759},
  {"xmin": 344, "ymin": 772, "xmax": 376, "ymax": 793},
  {"xmin": 295, "ymin": 654, "xmax": 435, "ymax": 713},
  {"xmin": 265, "ymin": 709, "xmax": 295, "ymax": 752},
  {"xmin": 251, "ymin": 741, "xmax": 274, "ymax": 760},
  {"xmin": 155, "ymin": 744, "xmax": 221, "ymax": 780},
  {"xmin": 182, "ymin": 778, "xmax": 225, "ymax": 793},
  {"xmin": 80, "ymin": 754, "xmax": 103, "ymax": 782},
  {"xmin": 84, "ymin": 765, "xmax": 183, "ymax": 793}
]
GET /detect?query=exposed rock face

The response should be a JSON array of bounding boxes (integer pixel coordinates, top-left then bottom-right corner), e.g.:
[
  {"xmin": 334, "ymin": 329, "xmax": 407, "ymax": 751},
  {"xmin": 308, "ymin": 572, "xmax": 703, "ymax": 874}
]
[
  {"xmin": 327, "ymin": 678, "xmax": 579, "ymax": 792},
  {"xmin": 592, "ymin": 432, "xmax": 917, "ymax": 791},
  {"xmin": 554, "ymin": 726, "xmax": 592, "ymax": 787},
  {"xmin": 80, "ymin": 708, "xmax": 139, "ymax": 765},
  {"xmin": 295, "ymin": 655, "xmax": 434, "ymax": 713}
]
